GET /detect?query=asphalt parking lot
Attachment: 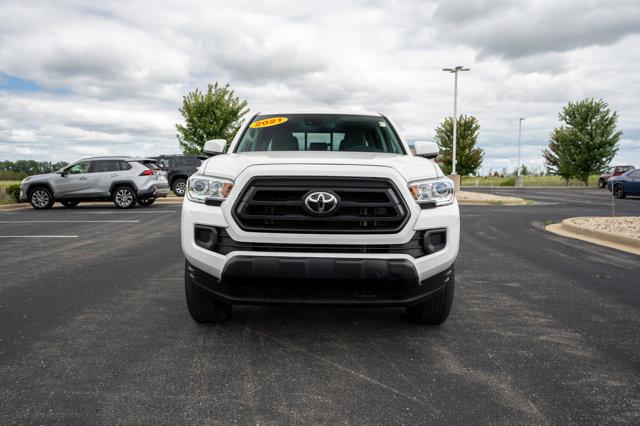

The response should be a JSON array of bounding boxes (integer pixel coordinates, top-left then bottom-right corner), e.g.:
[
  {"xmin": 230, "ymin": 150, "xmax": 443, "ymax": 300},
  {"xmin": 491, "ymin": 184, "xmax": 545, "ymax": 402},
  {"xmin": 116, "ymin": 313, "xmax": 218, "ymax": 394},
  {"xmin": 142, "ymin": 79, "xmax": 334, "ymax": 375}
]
[{"xmin": 1, "ymin": 188, "xmax": 639, "ymax": 423}]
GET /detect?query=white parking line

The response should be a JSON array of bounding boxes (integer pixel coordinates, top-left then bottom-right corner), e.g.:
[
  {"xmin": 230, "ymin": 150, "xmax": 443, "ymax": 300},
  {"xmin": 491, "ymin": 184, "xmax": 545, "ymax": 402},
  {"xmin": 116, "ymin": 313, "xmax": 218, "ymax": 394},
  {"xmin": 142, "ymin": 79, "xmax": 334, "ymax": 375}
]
[
  {"xmin": 0, "ymin": 220, "xmax": 140, "ymax": 223},
  {"xmin": 0, "ymin": 235, "xmax": 78, "ymax": 238}
]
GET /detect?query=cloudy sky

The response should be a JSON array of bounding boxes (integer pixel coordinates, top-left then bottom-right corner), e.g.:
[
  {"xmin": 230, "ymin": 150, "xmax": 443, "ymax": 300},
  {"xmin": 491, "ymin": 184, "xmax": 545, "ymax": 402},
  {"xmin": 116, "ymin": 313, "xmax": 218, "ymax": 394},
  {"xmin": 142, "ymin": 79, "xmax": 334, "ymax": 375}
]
[{"xmin": 1, "ymin": 0, "xmax": 639, "ymax": 173}]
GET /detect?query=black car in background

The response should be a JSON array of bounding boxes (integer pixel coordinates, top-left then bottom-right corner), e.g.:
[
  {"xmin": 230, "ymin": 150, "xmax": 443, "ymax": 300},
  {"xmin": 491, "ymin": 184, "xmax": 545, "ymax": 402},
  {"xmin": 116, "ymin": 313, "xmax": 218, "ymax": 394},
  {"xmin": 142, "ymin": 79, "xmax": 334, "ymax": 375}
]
[{"xmin": 153, "ymin": 155, "xmax": 203, "ymax": 196}]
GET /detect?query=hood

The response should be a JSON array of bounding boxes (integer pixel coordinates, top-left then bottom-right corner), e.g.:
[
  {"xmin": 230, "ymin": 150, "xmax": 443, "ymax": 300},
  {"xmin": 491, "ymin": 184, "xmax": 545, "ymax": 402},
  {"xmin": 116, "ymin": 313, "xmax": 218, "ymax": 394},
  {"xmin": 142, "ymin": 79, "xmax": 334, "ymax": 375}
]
[
  {"xmin": 23, "ymin": 172, "xmax": 57, "ymax": 182},
  {"xmin": 202, "ymin": 151, "xmax": 441, "ymax": 182}
]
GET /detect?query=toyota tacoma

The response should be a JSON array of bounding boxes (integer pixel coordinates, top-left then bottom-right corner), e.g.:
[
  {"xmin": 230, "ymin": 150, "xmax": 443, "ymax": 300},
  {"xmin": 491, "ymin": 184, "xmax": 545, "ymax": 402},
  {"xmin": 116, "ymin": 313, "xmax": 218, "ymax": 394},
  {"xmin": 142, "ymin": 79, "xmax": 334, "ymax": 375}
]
[{"xmin": 181, "ymin": 112, "xmax": 459, "ymax": 324}]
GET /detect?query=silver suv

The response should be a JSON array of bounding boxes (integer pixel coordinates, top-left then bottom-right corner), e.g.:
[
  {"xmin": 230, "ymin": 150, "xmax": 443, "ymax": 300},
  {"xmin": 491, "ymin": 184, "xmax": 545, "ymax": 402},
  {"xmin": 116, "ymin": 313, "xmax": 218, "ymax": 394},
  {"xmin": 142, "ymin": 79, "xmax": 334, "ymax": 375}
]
[{"xmin": 19, "ymin": 156, "xmax": 170, "ymax": 209}]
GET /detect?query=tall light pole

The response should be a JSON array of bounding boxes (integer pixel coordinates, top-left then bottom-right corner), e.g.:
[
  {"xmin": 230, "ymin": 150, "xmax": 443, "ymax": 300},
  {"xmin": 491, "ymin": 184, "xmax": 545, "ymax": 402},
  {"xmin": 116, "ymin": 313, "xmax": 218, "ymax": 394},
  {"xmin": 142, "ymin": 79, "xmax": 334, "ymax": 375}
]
[
  {"xmin": 443, "ymin": 66, "xmax": 470, "ymax": 175},
  {"xmin": 517, "ymin": 117, "xmax": 525, "ymax": 176}
]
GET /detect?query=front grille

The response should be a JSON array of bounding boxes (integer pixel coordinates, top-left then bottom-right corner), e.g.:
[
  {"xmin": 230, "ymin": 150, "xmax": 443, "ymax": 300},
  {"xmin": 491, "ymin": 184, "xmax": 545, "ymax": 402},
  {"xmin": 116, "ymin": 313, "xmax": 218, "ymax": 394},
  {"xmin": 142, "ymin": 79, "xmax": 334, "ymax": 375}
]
[
  {"xmin": 213, "ymin": 228, "xmax": 428, "ymax": 258},
  {"xmin": 232, "ymin": 177, "xmax": 409, "ymax": 233}
]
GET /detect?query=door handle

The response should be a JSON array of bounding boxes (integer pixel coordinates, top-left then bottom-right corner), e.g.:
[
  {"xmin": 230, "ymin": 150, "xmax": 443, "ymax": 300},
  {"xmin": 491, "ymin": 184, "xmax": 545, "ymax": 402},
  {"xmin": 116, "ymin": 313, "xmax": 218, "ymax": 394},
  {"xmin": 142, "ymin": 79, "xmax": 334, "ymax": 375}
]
[
  {"xmin": 110, "ymin": 174, "xmax": 120, "ymax": 177},
  {"xmin": 79, "ymin": 177, "xmax": 88, "ymax": 180}
]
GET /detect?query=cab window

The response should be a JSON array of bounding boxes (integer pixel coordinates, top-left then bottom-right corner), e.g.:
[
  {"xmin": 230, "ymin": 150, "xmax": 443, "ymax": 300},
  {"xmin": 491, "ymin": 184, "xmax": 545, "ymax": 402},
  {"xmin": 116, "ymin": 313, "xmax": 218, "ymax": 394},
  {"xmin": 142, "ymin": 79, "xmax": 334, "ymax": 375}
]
[{"xmin": 65, "ymin": 162, "xmax": 90, "ymax": 174}]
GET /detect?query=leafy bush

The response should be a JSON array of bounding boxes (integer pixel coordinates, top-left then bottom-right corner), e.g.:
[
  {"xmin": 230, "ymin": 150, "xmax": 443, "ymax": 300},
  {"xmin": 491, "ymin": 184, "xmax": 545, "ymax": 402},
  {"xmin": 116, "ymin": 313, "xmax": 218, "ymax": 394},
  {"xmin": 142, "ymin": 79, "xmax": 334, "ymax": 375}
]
[
  {"xmin": 5, "ymin": 184, "xmax": 21, "ymax": 202},
  {"xmin": 499, "ymin": 176, "xmax": 515, "ymax": 186},
  {"xmin": 0, "ymin": 170, "xmax": 28, "ymax": 180}
]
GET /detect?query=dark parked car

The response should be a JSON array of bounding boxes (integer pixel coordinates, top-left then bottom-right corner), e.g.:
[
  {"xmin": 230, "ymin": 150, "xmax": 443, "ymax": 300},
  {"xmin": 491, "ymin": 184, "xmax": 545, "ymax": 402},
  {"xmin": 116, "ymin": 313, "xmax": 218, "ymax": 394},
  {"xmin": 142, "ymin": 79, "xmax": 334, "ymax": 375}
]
[
  {"xmin": 153, "ymin": 155, "xmax": 203, "ymax": 196},
  {"xmin": 607, "ymin": 169, "xmax": 640, "ymax": 199},
  {"xmin": 599, "ymin": 165, "xmax": 635, "ymax": 188}
]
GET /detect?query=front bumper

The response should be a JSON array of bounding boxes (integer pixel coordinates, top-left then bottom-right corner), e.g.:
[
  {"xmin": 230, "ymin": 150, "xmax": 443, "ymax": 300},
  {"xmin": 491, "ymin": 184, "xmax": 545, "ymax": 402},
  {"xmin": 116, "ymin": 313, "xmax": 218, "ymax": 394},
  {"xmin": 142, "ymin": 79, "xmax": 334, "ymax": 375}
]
[{"xmin": 187, "ymin": 258, "xmax": 451, "ymax": 306}]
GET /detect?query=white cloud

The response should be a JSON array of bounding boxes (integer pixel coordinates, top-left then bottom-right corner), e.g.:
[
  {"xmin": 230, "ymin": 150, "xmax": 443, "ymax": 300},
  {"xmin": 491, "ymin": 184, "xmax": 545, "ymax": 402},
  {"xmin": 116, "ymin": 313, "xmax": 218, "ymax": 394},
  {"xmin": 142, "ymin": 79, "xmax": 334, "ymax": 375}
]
[{"xmin": 0, "ymin": 0, "xmax": 638, "ymax": 172}]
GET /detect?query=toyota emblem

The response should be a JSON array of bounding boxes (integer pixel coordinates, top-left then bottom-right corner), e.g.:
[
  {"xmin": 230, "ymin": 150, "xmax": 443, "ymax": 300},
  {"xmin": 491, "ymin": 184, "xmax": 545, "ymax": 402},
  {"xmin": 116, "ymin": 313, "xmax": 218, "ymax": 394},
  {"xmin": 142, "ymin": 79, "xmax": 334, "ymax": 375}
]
[{"xmin": 304, "ymin": 191, "xmax": 339, "ymax": 215}]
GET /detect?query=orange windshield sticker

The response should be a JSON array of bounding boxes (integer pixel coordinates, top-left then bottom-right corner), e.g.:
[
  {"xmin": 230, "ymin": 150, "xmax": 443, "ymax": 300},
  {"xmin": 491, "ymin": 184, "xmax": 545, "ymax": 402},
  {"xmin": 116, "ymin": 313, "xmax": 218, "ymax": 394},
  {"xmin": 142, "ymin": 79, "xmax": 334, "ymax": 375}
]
[{"xmin": 249, "ymin": 117, "xmax": 288, "ymax": 128}]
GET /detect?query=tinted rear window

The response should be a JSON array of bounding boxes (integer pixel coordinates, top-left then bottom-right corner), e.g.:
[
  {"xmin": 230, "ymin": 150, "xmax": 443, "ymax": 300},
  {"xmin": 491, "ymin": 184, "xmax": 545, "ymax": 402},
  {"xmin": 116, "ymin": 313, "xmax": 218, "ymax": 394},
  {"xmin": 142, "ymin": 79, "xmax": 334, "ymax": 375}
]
[
  {"xmin": 90, "ymin": 160, "xmax": 128, "ymax": 173},
  {"xmin": 139, "ymin": 161, "xmax": 159, "ymax": 170}
]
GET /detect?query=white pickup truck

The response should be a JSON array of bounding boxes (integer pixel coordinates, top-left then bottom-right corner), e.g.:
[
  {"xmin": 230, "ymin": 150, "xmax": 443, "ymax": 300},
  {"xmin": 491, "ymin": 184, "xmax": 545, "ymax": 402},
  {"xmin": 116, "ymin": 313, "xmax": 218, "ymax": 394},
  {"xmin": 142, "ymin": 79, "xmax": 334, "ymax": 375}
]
[{"xmin": 181, "ymin": 112, "xmax": 459, "ymax": 324}]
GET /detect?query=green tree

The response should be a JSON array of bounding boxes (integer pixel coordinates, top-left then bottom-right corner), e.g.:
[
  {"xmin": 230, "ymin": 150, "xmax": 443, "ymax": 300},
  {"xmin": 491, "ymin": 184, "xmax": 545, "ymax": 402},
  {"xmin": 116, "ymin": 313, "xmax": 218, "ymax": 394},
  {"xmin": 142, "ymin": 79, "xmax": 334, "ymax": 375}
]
[
  {"xmin": 0, "ymin": 160, "xmax": 68, "ymax": 175},
  {"xmin": 543, "ymin": 98, "xmax": 622, "ymax": 186},
  {"xmin": 434, "ymin": 115, "xmax": 484, "ymax": 175},
  {"xmin": 176, "ymin": 82, "xmax": 249, "ymax": 155}
]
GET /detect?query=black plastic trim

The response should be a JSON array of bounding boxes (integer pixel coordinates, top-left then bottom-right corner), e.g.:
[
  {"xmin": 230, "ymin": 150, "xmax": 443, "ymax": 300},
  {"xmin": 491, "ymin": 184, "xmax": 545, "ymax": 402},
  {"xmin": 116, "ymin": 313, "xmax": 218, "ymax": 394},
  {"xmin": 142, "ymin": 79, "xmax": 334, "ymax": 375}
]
[
  {"xmin": 423, "ymin": 228, "xmax": 447, "ymax": 254},
  {"xmin": 232, "ymin": 176, "xmax": 410, "ymax": 234},
  {"xmin": 186, "ymin": 259, "xmax": 451, "ymax": 307},
  {"xmin": 108, "ymin": 180, "xmax": 138, "ymax": 195},
  {"xmin": 418, "ymin": 201, "xmax": 437, "ymax": 209},
  {"xmin": 211, "ymin": 228, "xmax": 429, "ymax": 258},
  {"xmin": 24, "ymin": 182, "xmax": 55, "ymax": 198},
  {"xmin": 194, "ymin": 225, "xmax": 218, "ymax": 249}
]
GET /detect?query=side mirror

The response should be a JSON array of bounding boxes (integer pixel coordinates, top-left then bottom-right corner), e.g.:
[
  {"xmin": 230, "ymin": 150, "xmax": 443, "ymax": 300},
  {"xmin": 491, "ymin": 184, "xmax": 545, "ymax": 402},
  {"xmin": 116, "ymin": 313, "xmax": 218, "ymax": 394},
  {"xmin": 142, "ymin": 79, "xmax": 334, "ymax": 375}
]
[
  {"xmin": 414, "ymin": 141, "xmax": 439, "ymax": 159},
  {"xmin": 203, "ymin": 139, "xmax": 226, "ymax": 156},
  {"xmin": 59, "ymin": 171, "xmax": 67, "ymax": 177}
]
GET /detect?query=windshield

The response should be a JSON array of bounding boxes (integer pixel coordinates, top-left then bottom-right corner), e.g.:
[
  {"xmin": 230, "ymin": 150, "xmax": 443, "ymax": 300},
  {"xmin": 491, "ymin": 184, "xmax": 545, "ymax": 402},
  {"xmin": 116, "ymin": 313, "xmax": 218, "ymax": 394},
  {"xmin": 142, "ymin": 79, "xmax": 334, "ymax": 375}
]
[{"xmin": 234, "ymin": 114, "xmax": 405, "ymax": 154}]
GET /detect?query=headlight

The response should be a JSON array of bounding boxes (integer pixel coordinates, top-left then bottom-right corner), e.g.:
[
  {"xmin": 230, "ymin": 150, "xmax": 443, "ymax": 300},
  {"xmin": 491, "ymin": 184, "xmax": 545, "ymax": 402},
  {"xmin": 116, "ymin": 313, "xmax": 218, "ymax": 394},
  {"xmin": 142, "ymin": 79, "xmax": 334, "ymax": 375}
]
[
  {"xmin": 186, "ymin": 175, "xmax": 233, "ymax": 204},
  {"xmin": 408, "ymin": 178, "xmax": 455, "ymax": 207}
]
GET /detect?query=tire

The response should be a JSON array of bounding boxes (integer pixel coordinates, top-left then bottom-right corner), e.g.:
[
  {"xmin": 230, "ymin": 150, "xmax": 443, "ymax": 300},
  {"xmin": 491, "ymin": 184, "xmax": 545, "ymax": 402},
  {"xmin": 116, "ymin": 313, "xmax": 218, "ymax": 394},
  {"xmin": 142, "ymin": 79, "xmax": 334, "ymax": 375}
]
[
  {"xmin": 112, "ymin": 185, "xmax": 138, "ymax": 209},
  {"xmin": 185, "ymin": 261, "xmax": 232, "ymax": 323},
  {"xmin": 61, "ymin": 200, "xmax": 80, "ymax": 208},
  {"xmin": 407, "ymin": 266, "xmax": 455, "ymax": 325},
  {"xmin": 172, "ymin": 178, "xmax": 187, "ymax": 197},
  {"xmin": 138, "ymin": 197, "xmax": 156, "ymax": 207},
  {"xmin": 28, "ymin": 187, "xmax": 54, "ymax": 210},
  {"xmin": 613, "ymin": 184, "xmax": 626, "ymax": 199},
  {"xmin": 599, "ymin": 179, "xmax": 606, "ymax": 188}
]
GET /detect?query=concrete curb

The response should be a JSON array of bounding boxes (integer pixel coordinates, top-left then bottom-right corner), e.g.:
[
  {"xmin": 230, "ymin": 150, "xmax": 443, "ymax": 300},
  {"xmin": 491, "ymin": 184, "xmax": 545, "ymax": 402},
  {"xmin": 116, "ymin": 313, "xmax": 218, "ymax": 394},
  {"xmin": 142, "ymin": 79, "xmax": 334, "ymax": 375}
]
[
  {"xmin": 560, "ymin": 217, "xmax": 640, "ymax": 249},
  {"xmin": 0, "ymin": 203, "xmax": 29, "ymax": 210}
]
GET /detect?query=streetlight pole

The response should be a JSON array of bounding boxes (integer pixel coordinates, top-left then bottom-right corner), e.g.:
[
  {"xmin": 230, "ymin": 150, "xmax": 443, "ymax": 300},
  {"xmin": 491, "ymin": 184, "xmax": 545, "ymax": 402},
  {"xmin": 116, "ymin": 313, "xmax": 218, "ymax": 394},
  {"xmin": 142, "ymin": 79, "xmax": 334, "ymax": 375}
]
[
  {"xmin": 517, "ymin": 117, "xmax": 524, "ymax": 176},
  {"xmin": 443, "ymin": 66, "xmax": 470, "ymax": 176}
]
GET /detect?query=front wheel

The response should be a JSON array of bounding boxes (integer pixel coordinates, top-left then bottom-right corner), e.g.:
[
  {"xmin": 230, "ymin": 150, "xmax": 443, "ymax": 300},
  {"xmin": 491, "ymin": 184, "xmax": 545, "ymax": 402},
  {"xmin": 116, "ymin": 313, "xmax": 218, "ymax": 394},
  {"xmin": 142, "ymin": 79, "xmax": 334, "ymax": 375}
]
[
  {"xmin": 185, "ymin": 261, "xmax": 232, "ymax": 323},
  {"xmin": 112, "ymin": 186, "xmax": 137, "ymax": 209},
  {"xmin": 172, "ymin": 179, "xmax": 187, "ymax": 197},
  {"xmin": 407, "ymin": 266, "xmax": 455, "ymax": 325},
  {"xmin": 599, "ymin": 179, "xmax": 606, "ymax": 188},
  {"xmin": 138, "ymin": 197, "xmax": 155, "ymax": 207},
  {"xmin": 613, "ymin": 184, "xmax": 626, "ymax": 199},
  {"xmin": 61, "ymin": 200, "xmax": 80, "ymax": 208},
  {"xmin": 29, "ymin": 187, "xmax": 54, "ymax": 210}
]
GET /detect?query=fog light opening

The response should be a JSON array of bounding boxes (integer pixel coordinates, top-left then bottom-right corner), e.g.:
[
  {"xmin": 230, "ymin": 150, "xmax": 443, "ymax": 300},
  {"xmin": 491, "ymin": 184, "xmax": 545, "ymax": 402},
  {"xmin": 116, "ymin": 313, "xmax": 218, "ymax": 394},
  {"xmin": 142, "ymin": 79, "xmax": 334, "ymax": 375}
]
[
  {"xmin": 194, "ymin": 225, "xmax": 218, "ymax": 249},
  {"xmin": 423, "ymin": 229, "xmax": 447, "ymax": 254}
]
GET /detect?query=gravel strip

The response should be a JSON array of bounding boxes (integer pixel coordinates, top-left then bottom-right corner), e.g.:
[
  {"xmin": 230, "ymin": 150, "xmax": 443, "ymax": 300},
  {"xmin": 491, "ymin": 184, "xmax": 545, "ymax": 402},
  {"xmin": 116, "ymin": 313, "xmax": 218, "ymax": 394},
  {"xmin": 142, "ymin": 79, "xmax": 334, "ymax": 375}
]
[{"xmin": 569, "ymin": 216, "xmax": 640, "ymax": 240}]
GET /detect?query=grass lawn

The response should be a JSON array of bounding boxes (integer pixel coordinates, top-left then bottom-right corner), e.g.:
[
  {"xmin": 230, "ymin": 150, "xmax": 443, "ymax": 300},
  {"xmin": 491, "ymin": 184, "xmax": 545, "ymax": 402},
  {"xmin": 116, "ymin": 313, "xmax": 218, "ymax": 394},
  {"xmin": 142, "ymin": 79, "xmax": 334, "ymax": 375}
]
[
  {"xmin": 0, "ymin": 181, "xmax": 21, "ymax": 205},
  {"xmin": 461, "ymin": 175, "xmax": 600, "ymax": 187}
]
